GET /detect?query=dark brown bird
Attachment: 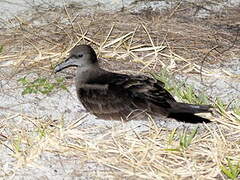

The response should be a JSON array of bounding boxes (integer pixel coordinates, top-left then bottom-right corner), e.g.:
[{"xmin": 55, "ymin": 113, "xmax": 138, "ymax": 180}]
[{"xmin": 54, "ymin": 45, "xmax": 212, "ymax": 123}]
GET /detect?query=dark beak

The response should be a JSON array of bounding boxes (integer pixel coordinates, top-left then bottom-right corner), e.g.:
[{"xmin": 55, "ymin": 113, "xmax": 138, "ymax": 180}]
[{"xmin": 54, "ymin": 57, "xmax": 77, "ymax": 73}]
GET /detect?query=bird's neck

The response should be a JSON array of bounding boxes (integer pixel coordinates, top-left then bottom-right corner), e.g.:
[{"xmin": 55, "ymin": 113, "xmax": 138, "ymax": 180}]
[{"xmin": 75, "ymin": 63, "xmax": 102, "ymax": 88}]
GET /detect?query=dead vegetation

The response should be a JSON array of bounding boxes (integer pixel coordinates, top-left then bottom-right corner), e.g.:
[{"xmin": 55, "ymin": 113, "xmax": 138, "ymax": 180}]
[{"xmin": 0, "ymin": 0, "xmax": 240, "ymax": 179}]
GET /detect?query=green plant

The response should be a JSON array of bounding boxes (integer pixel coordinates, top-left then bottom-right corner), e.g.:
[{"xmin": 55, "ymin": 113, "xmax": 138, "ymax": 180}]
[
  {"xmin": 234, "ymin": 109, "xmax": 240, "ymax": 116},
  {"xmin": 36, "ymin": 126, "xmax": 47, "ymax": 138},
  {"xmin": 168, "ymin": 128, "xmax": 177, "ymax": 145},
  {"xmin": 0, "ymin": 45, "xmax": 3, "ymax": 53},
  {"xmin": 18, "ymin": 77, "xmax": 67, "ymax": 95},
  {"xmin": 178, "ymin": 85, "xmax": 209, "ymax": 104},
  {"xmin": 12, "ymin": 136, "xmax": 22, "ymax": 153},
  {"xmin": 221, "ymin": 158, "xmax": 240, "ymax": 180},
  {"xmin": 232, "ymin": 105, "xmax": 240, "ymax": 122},
  {"xmin": 179, "ymin": 127, "xmax": 198, "ymax": 150},
  {"xmin": 163, "ymin": 127, "xmax": 198, "ymax": 152},
  {"xmin": 215, "ymin": 98, "xmax": 228, "ymax": 113},
  {"xmin": 151, "ymin": 71, "xmax": 209, "ymax": 105},
  {"xmin": 163, "ymin": 128, "xmax": 181, "ymax": 152},
  {"xmin": 150, "ymin": 69, "xmax": 172, "ymax": 91}
]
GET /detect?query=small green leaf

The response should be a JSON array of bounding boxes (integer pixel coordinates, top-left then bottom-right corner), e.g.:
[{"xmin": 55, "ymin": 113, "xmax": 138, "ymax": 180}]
[
  {"xmin": 18, "ymin": 76, "xmax": 68, "ymax": 95},
  {"xmin": 56, "ymin": 78, "xmax": 64, "ymax": 83},
  {"xmin": 180, "ymin": 127, "xmax": 198, "ymax": 149},
  {"xmin": 168, "ymin": 128, "xmax": 177, "ymax": 145},
  {"xmin": 18, "ymin": 77, "xmax": 29, "ymax": 85},
  {"xmin": 221, "ymin": 158, "xmax": 240, "ymax": 179},
  {"xmin": 60, "ymin": 85, "xmax": 67, "ymax": 90}
]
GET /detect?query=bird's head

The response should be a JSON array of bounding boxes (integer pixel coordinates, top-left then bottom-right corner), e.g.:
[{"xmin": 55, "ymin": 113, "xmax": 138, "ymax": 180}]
[{"xmin": 54, "ymin": 45, "xmax": 98, "ymax": 73}]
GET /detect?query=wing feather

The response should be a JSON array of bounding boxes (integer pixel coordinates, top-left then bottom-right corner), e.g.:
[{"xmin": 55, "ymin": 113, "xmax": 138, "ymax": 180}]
[{"xmin": 77, "ymin": 72, "xmax": 176, "ymax": 119}]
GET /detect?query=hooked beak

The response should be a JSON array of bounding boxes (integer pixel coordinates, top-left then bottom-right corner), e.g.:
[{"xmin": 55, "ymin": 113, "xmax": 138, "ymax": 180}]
[{"xmin": 54, "ymin": 57, "xmax": 78, "ymax": 73}]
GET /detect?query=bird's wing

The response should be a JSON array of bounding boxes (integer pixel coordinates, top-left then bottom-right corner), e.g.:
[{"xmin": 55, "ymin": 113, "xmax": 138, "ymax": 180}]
[
  {"xmin": 78, "ymin": 72, "xmax": 176, "ymax": 119},
  {"xmin": 77, "ymin": 73, "xmax": 140, "ymax": 120},
  {"xmin": 119, "ymin": 74, "xmax": 176, "ymax": 108}
]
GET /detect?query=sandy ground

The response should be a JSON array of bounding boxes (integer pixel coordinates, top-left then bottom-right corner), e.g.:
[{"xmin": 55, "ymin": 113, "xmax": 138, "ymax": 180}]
[
  {"xmin": 0, "ymin": 69, "xmax": 217, "ymax": 179},
  {"xmin": 0, "ymin": 0, "xmax": 240, "ymax": 179}
]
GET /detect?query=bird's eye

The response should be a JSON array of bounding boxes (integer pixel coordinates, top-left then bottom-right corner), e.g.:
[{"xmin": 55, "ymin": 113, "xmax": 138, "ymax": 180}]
[{"xmin": 78, "ymin": 54, "xmax": 83, "ymax": 58}]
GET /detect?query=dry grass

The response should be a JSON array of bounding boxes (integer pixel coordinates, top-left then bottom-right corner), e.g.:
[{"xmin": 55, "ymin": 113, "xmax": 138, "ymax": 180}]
[{"xmin": 0, "ymin": 1, "xmax": 240, "ymax": 179}]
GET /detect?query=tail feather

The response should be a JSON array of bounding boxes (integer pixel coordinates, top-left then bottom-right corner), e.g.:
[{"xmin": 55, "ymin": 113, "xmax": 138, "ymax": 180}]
[
  {"xmin": 169, "ymin": 102, "xmax": 212, "ymax": 114},
  {"xmin": 168, "ymin": 113, "xmax": 211, "ymax": 123}
]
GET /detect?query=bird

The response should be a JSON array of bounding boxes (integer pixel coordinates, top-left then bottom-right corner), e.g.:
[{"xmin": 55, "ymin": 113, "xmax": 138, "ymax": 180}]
[{"xmin": 54, "ymin": 45, "xmax": 212, "ymax": 123}]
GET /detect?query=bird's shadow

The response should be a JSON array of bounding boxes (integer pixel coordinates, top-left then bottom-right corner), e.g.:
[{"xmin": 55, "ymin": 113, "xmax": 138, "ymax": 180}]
[{"xmin": 168, "ymin": 113, "xmax": 211, "ymax": 123}]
